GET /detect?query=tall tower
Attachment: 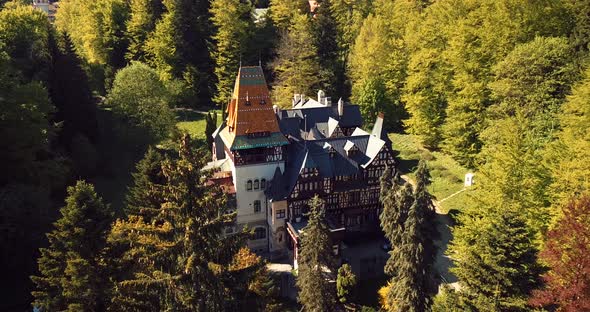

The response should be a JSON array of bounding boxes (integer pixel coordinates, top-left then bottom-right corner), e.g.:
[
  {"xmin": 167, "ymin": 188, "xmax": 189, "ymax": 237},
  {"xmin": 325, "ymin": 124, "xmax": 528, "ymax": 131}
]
[{"xmin": 217, "ymin": 66, "xmax": 288, "ymax": 253}]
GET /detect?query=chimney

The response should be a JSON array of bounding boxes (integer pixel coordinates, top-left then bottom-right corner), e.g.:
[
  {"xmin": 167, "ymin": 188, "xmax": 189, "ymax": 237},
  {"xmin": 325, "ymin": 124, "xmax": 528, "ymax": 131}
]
[
  {"xmin": 372, "ymin": 112, "xmax": 385, "ymax": 138},
  {"xmin": 317, "ymin": 90, "xmax": 325, "ymax": 104},
  {"xmin": 325, "ymin": 97, "xmax": 332, "ymax": 106},
  {"xmin": 338, "ymin": 98, "xmax": 344, "ymax": 117},
  {"xmin": 293, "ymin": 93, "xmax": 300, "ymax": 107}
]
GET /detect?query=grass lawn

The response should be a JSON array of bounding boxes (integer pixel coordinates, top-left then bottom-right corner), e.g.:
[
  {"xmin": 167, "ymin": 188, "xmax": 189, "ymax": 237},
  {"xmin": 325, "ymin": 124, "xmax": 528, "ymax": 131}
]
[
  {"xmin": 175, "ymin": 109, "xmax": 222, "ymax": 139},
  {"xmin": 389, "ymin": 133, "xmax": 477, "ymax": 213}
]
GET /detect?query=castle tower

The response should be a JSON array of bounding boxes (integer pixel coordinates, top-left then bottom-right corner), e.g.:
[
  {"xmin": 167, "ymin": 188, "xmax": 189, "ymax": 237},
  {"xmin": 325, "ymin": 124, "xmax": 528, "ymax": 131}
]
[{"xmin": 217, "ymin": 66, "xmax": 288, "ymax": 253}]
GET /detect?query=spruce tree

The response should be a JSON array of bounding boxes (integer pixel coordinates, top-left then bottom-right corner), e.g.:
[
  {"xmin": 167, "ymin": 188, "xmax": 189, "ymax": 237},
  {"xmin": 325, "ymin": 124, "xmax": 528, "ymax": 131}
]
[
  {"xmin": 109, "ymin": 134, "xmax": 248, "ymax": 311},
  {"xmin": 448, "ymin": 207, "xmax": 542, "ymax": 311},
  {"xmin": 297, "ymin": 195, "xmax": 336, "ymax": 312},
  {"xmin": 387, "ymin": 199, "xmax": 428, "ymax": 312},
  {"xmin": 414, "ymin": 160, "xmax": 437, "ymax": 268},
  {"xmin": 125, "ymin": 0, "xmax": 162, "ymax": 62},
  {"xmin": 32, "ymin": 181, "xmax": 114, "ymax": 311},
  {"xmin": 124, "ymin": 147, "xmax": 166, "ymax": 217},
  {"xmin": 210, "ymin": 0, "xmax": 253, "ymax": 105}
]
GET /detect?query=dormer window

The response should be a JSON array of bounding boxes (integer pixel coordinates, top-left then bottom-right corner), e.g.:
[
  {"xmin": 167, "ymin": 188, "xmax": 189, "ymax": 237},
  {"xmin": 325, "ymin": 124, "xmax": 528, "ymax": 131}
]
[
  {"xmin": 245, "ymin": 100, "xmax": 251, "ymax": 106},
  {"xmin": 260, "ymin": 99, "xmax": 266, "ymax": 105}
]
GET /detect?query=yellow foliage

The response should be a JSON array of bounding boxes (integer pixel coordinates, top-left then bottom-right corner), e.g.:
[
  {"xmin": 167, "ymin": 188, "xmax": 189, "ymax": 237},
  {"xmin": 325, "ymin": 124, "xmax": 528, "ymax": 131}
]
[{"xmin": 378, "ymin": 282, "xmax": 392, "ymax": 311}]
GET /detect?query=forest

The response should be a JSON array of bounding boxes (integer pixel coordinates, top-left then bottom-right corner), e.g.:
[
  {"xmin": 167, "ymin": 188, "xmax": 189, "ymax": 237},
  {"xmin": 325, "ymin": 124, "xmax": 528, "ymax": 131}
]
[{"xmin": 1, "ymin": 0, "xmax": 590, "ymax": 310}]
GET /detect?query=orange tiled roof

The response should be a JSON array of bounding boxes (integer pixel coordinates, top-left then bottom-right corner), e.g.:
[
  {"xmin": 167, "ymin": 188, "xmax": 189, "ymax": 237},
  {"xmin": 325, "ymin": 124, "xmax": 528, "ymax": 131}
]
[{"xmin": 225, "ymin": 66, "xmax": 282, "ymax": 144}]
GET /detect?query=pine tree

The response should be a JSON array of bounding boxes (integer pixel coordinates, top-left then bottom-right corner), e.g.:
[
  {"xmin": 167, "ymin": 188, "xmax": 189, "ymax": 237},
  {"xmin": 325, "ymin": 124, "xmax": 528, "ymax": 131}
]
[
  {"xmin": 387, "ymin": 198, "xmax": 428, "ymax": 312},
  {"xmin": 297, "ymin": 195, "xmax": 336, "ymax": 312},
  {"xmin": 125, "ymin": 0, "xmax": 162, "ymax": 62},
  {"xmin": 31, "ymin": 181, "xmax": 115, "ymax": 311},
  {"xmin": 205, "ymin": 111, "xmax": 218, "ymax": 151},
  {"xmin": 124, "ymin": 147, "xmax": 166, "ymax": 217},
  {"xmin": 210, "ymin": 0, "xmax": 253, "ymax": 105},
  {"xmin": 547, "ymin": 65, "xmax": 590, "ymax": 211},
  {"xmin": 108, "ymin": 134, "xmax": 248, "ymax": 311},
  {"xmin": 448, "ymin": 206, "xmax": 542, "ymax": 311},
  {"xmin": 414, "ymin": 159, "xmax": 437, "ymax": 269},
  {"xmin": 49, "ymin": 33, "xmax": 99, "ymax": 147},
  {"xmin": 530, "ymin": 195, "xmax": 590, "ymax": 311},
  {"xmin": 271, "ymin": 13, "xmax": 322, "ymax": 107}
]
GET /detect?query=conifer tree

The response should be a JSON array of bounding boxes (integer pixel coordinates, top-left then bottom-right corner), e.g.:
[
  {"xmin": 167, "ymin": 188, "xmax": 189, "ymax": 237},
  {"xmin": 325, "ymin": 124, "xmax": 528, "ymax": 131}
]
[
  {"xmin": 268, "ymin": 0, "xmax": 303, "ymax": 31},
  {"xmin": 448, "ymin": 207, "xmax": 542, "ymax": 311},
  {"xmin": 414, "ymin": 159, "xmax": 437, "ymax": 268},
  {"xmin": 125, "ymin": 0, "xmax": 162, "ymax": 62},
  {"xmin": 49, "ymin": 33, "xmax": 99, "ymax": 147},
  {"xmin": 387, "ymin": 198, "xmax": 428, "ymax": 312},
  {"xmin": 205, "ymin": 111, "xmax": 218, "ymax": 151},
  {"xmin": 297, "ymin": 195, "xmax": 336, "ymax": 311},
  {"xmin": 210, "ymin": 0, "xmax": 253, "ymax": 105},
  {"xmin": 124, "ymin": 147, "xmax": 166, "ymax": 217},
  {"xmin": 547, "ymin": 65, "xmax": 590, "ymax": 210},
  {"xmin": 271, "ymin": 13, "xmax": 322, "ymax": 107},
  {"xmin": 109, "ymin": 134, "xmax": 248, "ymax": 311},
  {"xmin": 336, "ymin": 263, "xmax": 357, "ymax": 303},
  {"xmin": 32, "ymin": 181, "xmax": 114, "ymax": 311}
]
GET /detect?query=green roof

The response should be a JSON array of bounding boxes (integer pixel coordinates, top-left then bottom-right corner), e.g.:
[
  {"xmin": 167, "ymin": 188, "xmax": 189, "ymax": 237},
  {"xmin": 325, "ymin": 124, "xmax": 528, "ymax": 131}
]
[{"xmin": 231, "ymin": 132, "xmax": 289, "ymax": 150}]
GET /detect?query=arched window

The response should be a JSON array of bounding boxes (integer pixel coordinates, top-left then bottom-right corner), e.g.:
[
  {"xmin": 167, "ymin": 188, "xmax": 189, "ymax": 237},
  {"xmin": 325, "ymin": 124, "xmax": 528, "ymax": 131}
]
[
  {"xmin": 254, "ymin": 200, "xmax": 261, "ymax": 213},
  {"xmin": 246, "ymin": 180, "xmax": 252, "ymax": 191},
  {"xmin": 254, "ymin": 179, "xmax": 260, "ymax": 190},
  {"xmin": 254, "ymin": 227, "xmax": 266, "ymax": 240},
  {"xmin": 260, "ymin": 179, "xmax": 266, "ymax": 190}
]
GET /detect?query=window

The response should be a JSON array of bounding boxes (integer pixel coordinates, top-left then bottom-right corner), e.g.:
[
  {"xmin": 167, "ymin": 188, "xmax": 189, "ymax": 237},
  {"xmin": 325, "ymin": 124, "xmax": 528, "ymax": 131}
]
[
  {"xmin": 276, "ymin": 209, "xmax": 285, "ymax": 219},
  {"xmin": 254, "ymin": 200, "xmax": 261, "ymax": 213},
  {"xmin": 261, "ymin": 179, "xmax": 266, "ymax": 190},
  {"xmin": 260, "ymin": 99, "xmax": 266, "ymax": 105},
  {"xmin": 246, "ymin": 180, "xmax": 252, "ymax": 191},
  {"xmin": 254, "ymin": 227, "xmax": 266, "ymax": 239},
  {"xmin": 245, "ymin": 100, "xmax": 251, "ymax": 106},
  {"xmin": 254, "ymin": 179, "xmax": 260, "ymax": 190}
]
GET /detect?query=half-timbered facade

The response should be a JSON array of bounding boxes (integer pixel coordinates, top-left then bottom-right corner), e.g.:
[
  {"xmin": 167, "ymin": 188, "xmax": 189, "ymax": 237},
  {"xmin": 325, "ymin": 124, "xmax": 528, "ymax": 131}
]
[{"xmin": 209, "ymin": 66, "xmax": 396, "ymax": 259}]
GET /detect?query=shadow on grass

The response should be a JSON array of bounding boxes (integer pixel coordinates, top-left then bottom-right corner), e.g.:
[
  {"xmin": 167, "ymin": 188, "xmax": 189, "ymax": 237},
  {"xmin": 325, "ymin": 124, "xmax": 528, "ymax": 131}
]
[
  {"xmin": 396, "ymin": 158, "xmax": 420, "ymax": 175},
  {"xmin": 175, "ymin": 109, "xmax": 206, "ymax": 122},
  {"xmin": 354, "ymin": 276, "xmax": 388, "ymax": 308}
]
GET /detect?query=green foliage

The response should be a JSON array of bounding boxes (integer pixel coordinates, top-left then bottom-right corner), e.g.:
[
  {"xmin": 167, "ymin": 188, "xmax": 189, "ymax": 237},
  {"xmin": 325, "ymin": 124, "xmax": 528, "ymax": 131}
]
[
  {"xmin": 449, "ymin": 207, "xmax": 542, "ymax": 311},
  {"xmin": 354, "ymin": 77, "xmax": 390, "ymax": 128},
  {"xmin": 210, "ymin": 0, "xmax": 253, "ymax": 105},
  {"xmin": 125, "ymin": 0, "xmax": 162, "ymax": 62},
  {"xmin": 49, "ymin": 33, "xmax": 99, "ymax": 148},
  {"xmin": 271, "ymin": 13, "xmax": 322, "ymax": 107},
  {"xmin": 205, "ymin": 112, "xmax": 218, "ymax": 151},
  {"xmin": 547, "ymin": 65, "xmax": 590, "ymax": 211},
  {"xmin": 31, "ymin": 181, "xmax": 115, "ymax": 311},
  {"xmin": 106, "ymin": 62, "xmax": 175, "ymax": 140},
  {"xmin": 124, "ymin": 147, "xmax": 165, "ymax": 217},
  {"xmin": 336, "ymin": 263, "xmax": 357, "ymax": 303},
  {"xmin": 296, "ymin": 195, "xmax": 336, "ymax": 312},
  {"xmin": 55, "ymin": 0, "xmax": 130, "ymax": 85},
  {"xmin": 109, "ymin": 134, "xmax": 248, "ymax": 311},
  {"xmin": 268, "ymin": 0, "xmax": 302, "ymax": 31}
]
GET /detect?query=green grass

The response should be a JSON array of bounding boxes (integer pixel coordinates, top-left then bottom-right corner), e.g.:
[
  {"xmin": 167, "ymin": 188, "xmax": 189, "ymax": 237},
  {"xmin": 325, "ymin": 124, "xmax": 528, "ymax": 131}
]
[
  {"xmin": 175, "ymin": 109, "xmax": 222, "ymax": 139},
  {"xmin": 388, "ymin": 133, "xmax": 476, "ymax": 213}
]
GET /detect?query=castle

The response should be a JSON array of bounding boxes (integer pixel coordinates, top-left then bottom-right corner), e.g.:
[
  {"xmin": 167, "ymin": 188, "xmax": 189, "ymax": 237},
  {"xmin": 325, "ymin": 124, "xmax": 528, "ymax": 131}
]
[{"xmin": 207, "ymin": 66, "xmax": 396, "ymax": 266}]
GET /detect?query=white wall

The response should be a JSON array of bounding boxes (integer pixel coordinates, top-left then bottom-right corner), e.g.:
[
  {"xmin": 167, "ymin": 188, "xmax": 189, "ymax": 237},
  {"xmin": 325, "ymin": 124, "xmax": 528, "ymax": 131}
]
[{"xmin": 227, "ymin": 152, "xmax": 285, "ymax": 252}]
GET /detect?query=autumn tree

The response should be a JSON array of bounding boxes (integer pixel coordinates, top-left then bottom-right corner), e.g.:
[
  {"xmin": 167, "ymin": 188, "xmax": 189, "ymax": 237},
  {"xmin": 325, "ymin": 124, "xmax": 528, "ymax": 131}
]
[
  {"xmin": 297, "ymin": 195, "xmax": 336, "ymax": 311},
  {"xmin": 32, "ymin": 181, "xmax": 115, "ymax": 311},
  {"xmin": 530, "ymin": 195, "xmax": 590, "ymax": 311}
]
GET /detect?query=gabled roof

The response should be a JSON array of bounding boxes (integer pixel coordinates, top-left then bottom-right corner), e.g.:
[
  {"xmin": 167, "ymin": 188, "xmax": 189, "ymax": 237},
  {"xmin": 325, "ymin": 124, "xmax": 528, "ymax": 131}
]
[{"xmin": 277, "ymin": 104, "xmax": 363, "ymax": 141}]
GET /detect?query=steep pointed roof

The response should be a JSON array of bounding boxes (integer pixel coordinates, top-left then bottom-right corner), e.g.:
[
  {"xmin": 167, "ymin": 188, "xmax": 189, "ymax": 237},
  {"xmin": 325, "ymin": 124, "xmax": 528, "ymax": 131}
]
[{"xmin": 222, "ymin": 66, "xmax": 288, "ymax": 150}]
